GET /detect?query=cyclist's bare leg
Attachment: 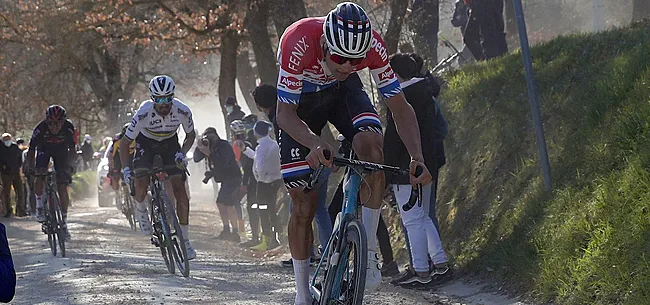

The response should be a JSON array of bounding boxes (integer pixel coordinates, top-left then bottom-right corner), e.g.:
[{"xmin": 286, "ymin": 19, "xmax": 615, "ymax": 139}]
[
  {"xmin": 164, "ymin": 180, "xmax": 174, "ymax": 207},
  {"xmin": 110, "ymin": 175, "xmax": 120, "ymax": 192},
  {"xmin": 287, "ymin": 188, "xmax": 318, "ymax": 260},
  {"xmin": 352, "ymin": 131, "xmax": 385, "ymax": 210},
  {"xmin": 34, "ymin": 177, "xmax": 44, "ymax": 196},
  {"xmin": 133, "ymin": 176, "xmax": 150, "ymax": 203},
  {"xmin": 56, "ymin": 184, "xmax": 70, "ymax": 215},
  {"xmin": 34, "ymin": 176, "xmax": 45, "ymax": 219},
  {"xmin": 352, "ymin": 131, "xmax": 385, "ymax": 290},
  {"xmin": 169, "ymin": 175, "xmax": 189, "ymax": 225}
]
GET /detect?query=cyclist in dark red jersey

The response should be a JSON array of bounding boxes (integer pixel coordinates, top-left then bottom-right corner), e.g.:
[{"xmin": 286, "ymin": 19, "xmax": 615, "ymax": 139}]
[{"xmin": 26, "ymin": 105, "xmax": 76, "ymax": 240}]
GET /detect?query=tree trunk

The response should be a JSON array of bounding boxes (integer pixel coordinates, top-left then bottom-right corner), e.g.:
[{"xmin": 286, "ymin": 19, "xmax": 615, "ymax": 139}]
[
  {"xmin": 271, "ymin": 0, "xmax": 307, "ymax": 38},
  {"xmin": 219, "ymin": 31, "xmax": 241, "ymax": 132},
  {"xmin": 504, "ymin": 0, "xmax": 517, "ymax": 40},
  {"xmin": 632, "ymin": 0, "xmax": 650, "ymax": 22},
  {"xmin": 236, "ymin": 48, "xmax": 259, "ymax": 112},
  {"xmin": 246, "ymin": 0, "xmax": 279, "ymax": 85},
  {"xmin": 410, "ymin": 0, "xmax": 439, "ymax": 65},
  {"xmin": 384, "ymin": 0, "xmax": 409, "ymax": 55}
]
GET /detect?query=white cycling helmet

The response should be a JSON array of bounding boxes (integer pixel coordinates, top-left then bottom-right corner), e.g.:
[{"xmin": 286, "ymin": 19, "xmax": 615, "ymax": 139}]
[
  {"xmin": 149, "ymin": 75, "xmax": 176, "ymax": 97},
  {"xmin": 229, "ymin": 120, "xmax": 246, "ymax": 135},
  {"xmin": 323, "ymin": 2, "xmax": 373, "ymax": 58}
]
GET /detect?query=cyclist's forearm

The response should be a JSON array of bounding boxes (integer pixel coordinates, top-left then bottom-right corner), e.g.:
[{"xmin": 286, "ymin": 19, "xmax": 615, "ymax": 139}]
[
  {"xmin": 387, "ymin": 95, "xmax": 424, "ymax": 162},
  {"xmin": 181, "ymin": 131, "xmax": 196, "ymax": 154},
  {"xmin": 26, "ymin": 149, "xmax": 35, "ymax": 166},
  {"xmin": 119, "ymin": 138, "xmax": 132, "ymax": 168},
  {"xmin": 277, "ymin": 104, "xmax": 320, "ymax": 150}
]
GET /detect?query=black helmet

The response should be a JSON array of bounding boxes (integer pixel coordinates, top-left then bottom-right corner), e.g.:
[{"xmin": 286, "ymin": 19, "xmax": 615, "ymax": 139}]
[{"xmin": 45, "ymin": 105, "xmax": 66, "ymax": 121}]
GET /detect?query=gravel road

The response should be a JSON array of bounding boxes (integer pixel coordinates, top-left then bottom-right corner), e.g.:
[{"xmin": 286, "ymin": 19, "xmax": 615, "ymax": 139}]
[{"xmin": 4, "ymin": 185, "xmax": 527, "ymax": 305}]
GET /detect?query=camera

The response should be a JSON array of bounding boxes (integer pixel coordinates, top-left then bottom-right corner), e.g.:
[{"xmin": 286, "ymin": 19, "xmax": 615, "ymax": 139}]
[{"xmin": 202, "ymin": 170, "xmax": 213, "ymax": 184}]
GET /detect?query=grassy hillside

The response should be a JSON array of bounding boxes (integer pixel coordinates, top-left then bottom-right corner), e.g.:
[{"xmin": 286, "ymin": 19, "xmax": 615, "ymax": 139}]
[{"xmin": 438, "ymin": 21, "xmax": 650, "ymax": 304}]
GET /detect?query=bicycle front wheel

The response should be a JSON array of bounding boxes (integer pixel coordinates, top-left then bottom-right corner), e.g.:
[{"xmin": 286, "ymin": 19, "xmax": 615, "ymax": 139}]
[
  {"xmin": 321, "ymin": 216, "xmax": 367, "ymax": 305},
  {"xmin": 123, "ymin": 186, "xmax": 137, "ymax": 231},
  {"xmin": 161, "ymin": 191, "xmax": 190, "ymax": 277},
  {"xmin": 50, "ymin": 194, "xmax": 66, "ymax": 257},
  {"xmin": 55, "ymin": 204, "xmax": 66, "ymax": 258},
  {"xmin": 45, "ymin": 200, "xmax": 57, "ymax": 257},
  {"xmin": 155, "ymin": 195, "xmax": 175, "ymax": 275}
]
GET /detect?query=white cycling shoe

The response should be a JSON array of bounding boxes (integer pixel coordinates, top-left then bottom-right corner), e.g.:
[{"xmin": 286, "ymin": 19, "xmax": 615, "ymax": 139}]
[
  {"xmin": 36, "ymin": 208, "xmax": 46, "ymax": 223},
  {"xmin": 185, "ymin": 240, "xmax": 196, "ymax": 260},
  {"xmin": 135, "ymin": 208, "xmax": 152, "ymax": 236},
  {"xmin": 365, "ymin": 250, "xmax": 382, "ymax": 291}
]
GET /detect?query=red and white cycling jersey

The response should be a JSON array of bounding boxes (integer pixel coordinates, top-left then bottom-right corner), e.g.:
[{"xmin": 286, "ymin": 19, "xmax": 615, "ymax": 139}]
[{"xmin": 276, "ymin": 17, "xmax": 402, "ymax": 105}]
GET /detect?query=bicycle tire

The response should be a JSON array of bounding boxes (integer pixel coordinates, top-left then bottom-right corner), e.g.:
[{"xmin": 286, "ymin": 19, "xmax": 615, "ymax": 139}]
[
  {"xmin": 46, "ymin": 207, "xmax": 57, "ymax": 257},
  {"xmin": 54, "ymin": 198, "xmax": 66, "ymax": 258},
  {"xmin": 161, "ymin": 191, "xmax": 190, "ymax": 277},
  {"xmin": 45, "ymin": 194, "xmax": 57, "ymax": 257},
  {"xmin": 123, "ymin": 187, "xmax": 137, "ymax": 231},
  {"xmin": 321, "ymin": 217, "xmax": 367, "ymax": 305},
  {"xmin": 155, "ymin": 193, "xmax": 175, "ymax": 275}
]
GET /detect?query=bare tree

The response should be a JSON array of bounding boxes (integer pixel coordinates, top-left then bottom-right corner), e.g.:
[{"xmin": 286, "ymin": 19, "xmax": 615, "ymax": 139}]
[
  {"xmin": 384, "ymin": 0, "xmax": 409, "ymax": 55},
  {"xmin": 245, "ymin": 0, "xmax": 278, "ymax": 85},
  {"xmin": 272, "ymin": 0, "xmax": 308, "ymax": 37},
  {"xmin": 410, "ymin": 0, "xmax": 439, "ymax": 64}
]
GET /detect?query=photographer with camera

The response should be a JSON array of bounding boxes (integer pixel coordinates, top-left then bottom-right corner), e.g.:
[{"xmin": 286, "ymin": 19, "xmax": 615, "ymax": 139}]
[{"xmin": 193, "ymin": 127, "xmax": 243, "ymax": 242}]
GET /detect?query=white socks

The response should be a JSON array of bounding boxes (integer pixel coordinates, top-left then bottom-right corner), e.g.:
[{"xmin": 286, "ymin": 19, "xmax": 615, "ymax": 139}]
[
  {"xmin": 293, "ymin": 258, "xmax": 311, "ymax": 305},
  {"xmin": 181, "ymin": 225, "xmax": 190, "ymax": 242},
  {"xmin": 362, "ymin": 206, "xmax": 381, "ymax": 252},
  {"xmin": 135, "ymin": 195, "xmax": 149, "ymax": 213},
  {"xmin": 36, "ymin": 195, "xmax": 43, "ymax": 209}
]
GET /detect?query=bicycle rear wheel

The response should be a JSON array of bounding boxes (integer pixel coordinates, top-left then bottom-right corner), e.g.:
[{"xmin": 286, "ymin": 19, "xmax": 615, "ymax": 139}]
[
  {"xmin": 321, "ymin": 216, "xmax": 367, "ymax": 305},
  {"xmin": 155, "ymin": 195, "xmax": 175, "ymax": 275},
  {"xmin": 161, "ymin": 192, "xmax": 190, "ymax": 277}
]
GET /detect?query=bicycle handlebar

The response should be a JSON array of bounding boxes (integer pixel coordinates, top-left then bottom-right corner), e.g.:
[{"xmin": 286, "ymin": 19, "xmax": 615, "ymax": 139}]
[{"xmin": 128, "ymin": 163, "xmax": 189, "ymax": 196}]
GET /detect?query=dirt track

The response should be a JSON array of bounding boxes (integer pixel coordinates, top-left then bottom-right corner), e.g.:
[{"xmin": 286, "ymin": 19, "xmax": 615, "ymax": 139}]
[{"xmin": 3, "ymin": 184, "xmax": 527, "ymax": 305}]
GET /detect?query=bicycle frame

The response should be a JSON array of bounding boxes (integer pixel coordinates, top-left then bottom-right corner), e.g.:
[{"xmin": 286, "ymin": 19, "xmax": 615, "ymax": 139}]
[
  {"xmin": 310, "ymin": 148, "xmax": 364, "ymax": 301},
  {"xmin": 309, "ymin": 142, "xmax": 416, "ymax": 303}
]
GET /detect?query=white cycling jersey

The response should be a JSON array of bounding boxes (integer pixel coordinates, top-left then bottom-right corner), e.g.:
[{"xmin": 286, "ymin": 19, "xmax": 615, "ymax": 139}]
[{"xmin": 125, "ymin": 99, "xmax": 194, "ymax": 141}]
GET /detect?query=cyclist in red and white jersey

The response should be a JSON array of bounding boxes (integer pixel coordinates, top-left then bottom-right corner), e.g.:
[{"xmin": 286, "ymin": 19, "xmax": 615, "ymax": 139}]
[{"xmin": 275, "ymin": 3, "xmax": 432, "ymax": 304}]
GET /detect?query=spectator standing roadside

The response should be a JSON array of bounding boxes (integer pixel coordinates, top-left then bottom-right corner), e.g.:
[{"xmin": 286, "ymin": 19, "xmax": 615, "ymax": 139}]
[
  {"xmin": 194, "ymin": 127, "xmax": 243, "ymax": 242},
  {"xmin": 239, "ymin": 114, "xmax": 262, "ymax": 248},
  {"xmin": 242, "ymin": 121, "xmax": 283, "ymax": 251},
  {"xmin": 225, "ymin": 96, "xmax": 245, "ymax": 139},
  {"xmin": 452, "ymin": 0, "xmax": 475, "ymax": 66},
  {"xmin": 463, "ymin": 0, "xmax": 508, "ymax": 61},
  {"xmin": 385, "ymin": 54, "xmax": 450, "ymax": 287},
  {"xmin": 0, "ymin": 133, "xmax": 25, "ymax": 217},
  {"xmin": 80, "ymin": 134, "xmax": 94, "ymax": 170},
  {"xmin": 18, "ymin": 139, "xmax": 35, "ymax": 216}
]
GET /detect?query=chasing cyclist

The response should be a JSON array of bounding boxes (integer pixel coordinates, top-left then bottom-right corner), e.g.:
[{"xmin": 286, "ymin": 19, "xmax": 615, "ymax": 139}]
[
  {"xmin": 26, "ymin": 105, "xmax": 77, "ymax": 240},
  {"xmin": 107, "ymin": 123, "xmax": 135, "ymax": 211},
  {"xmin": 275, "ymin": 3, "xmax": 432, "ymax": 304},
  {"xmin": 119, "ymin": 75, "xmax": 197, "ymax": 260}
]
